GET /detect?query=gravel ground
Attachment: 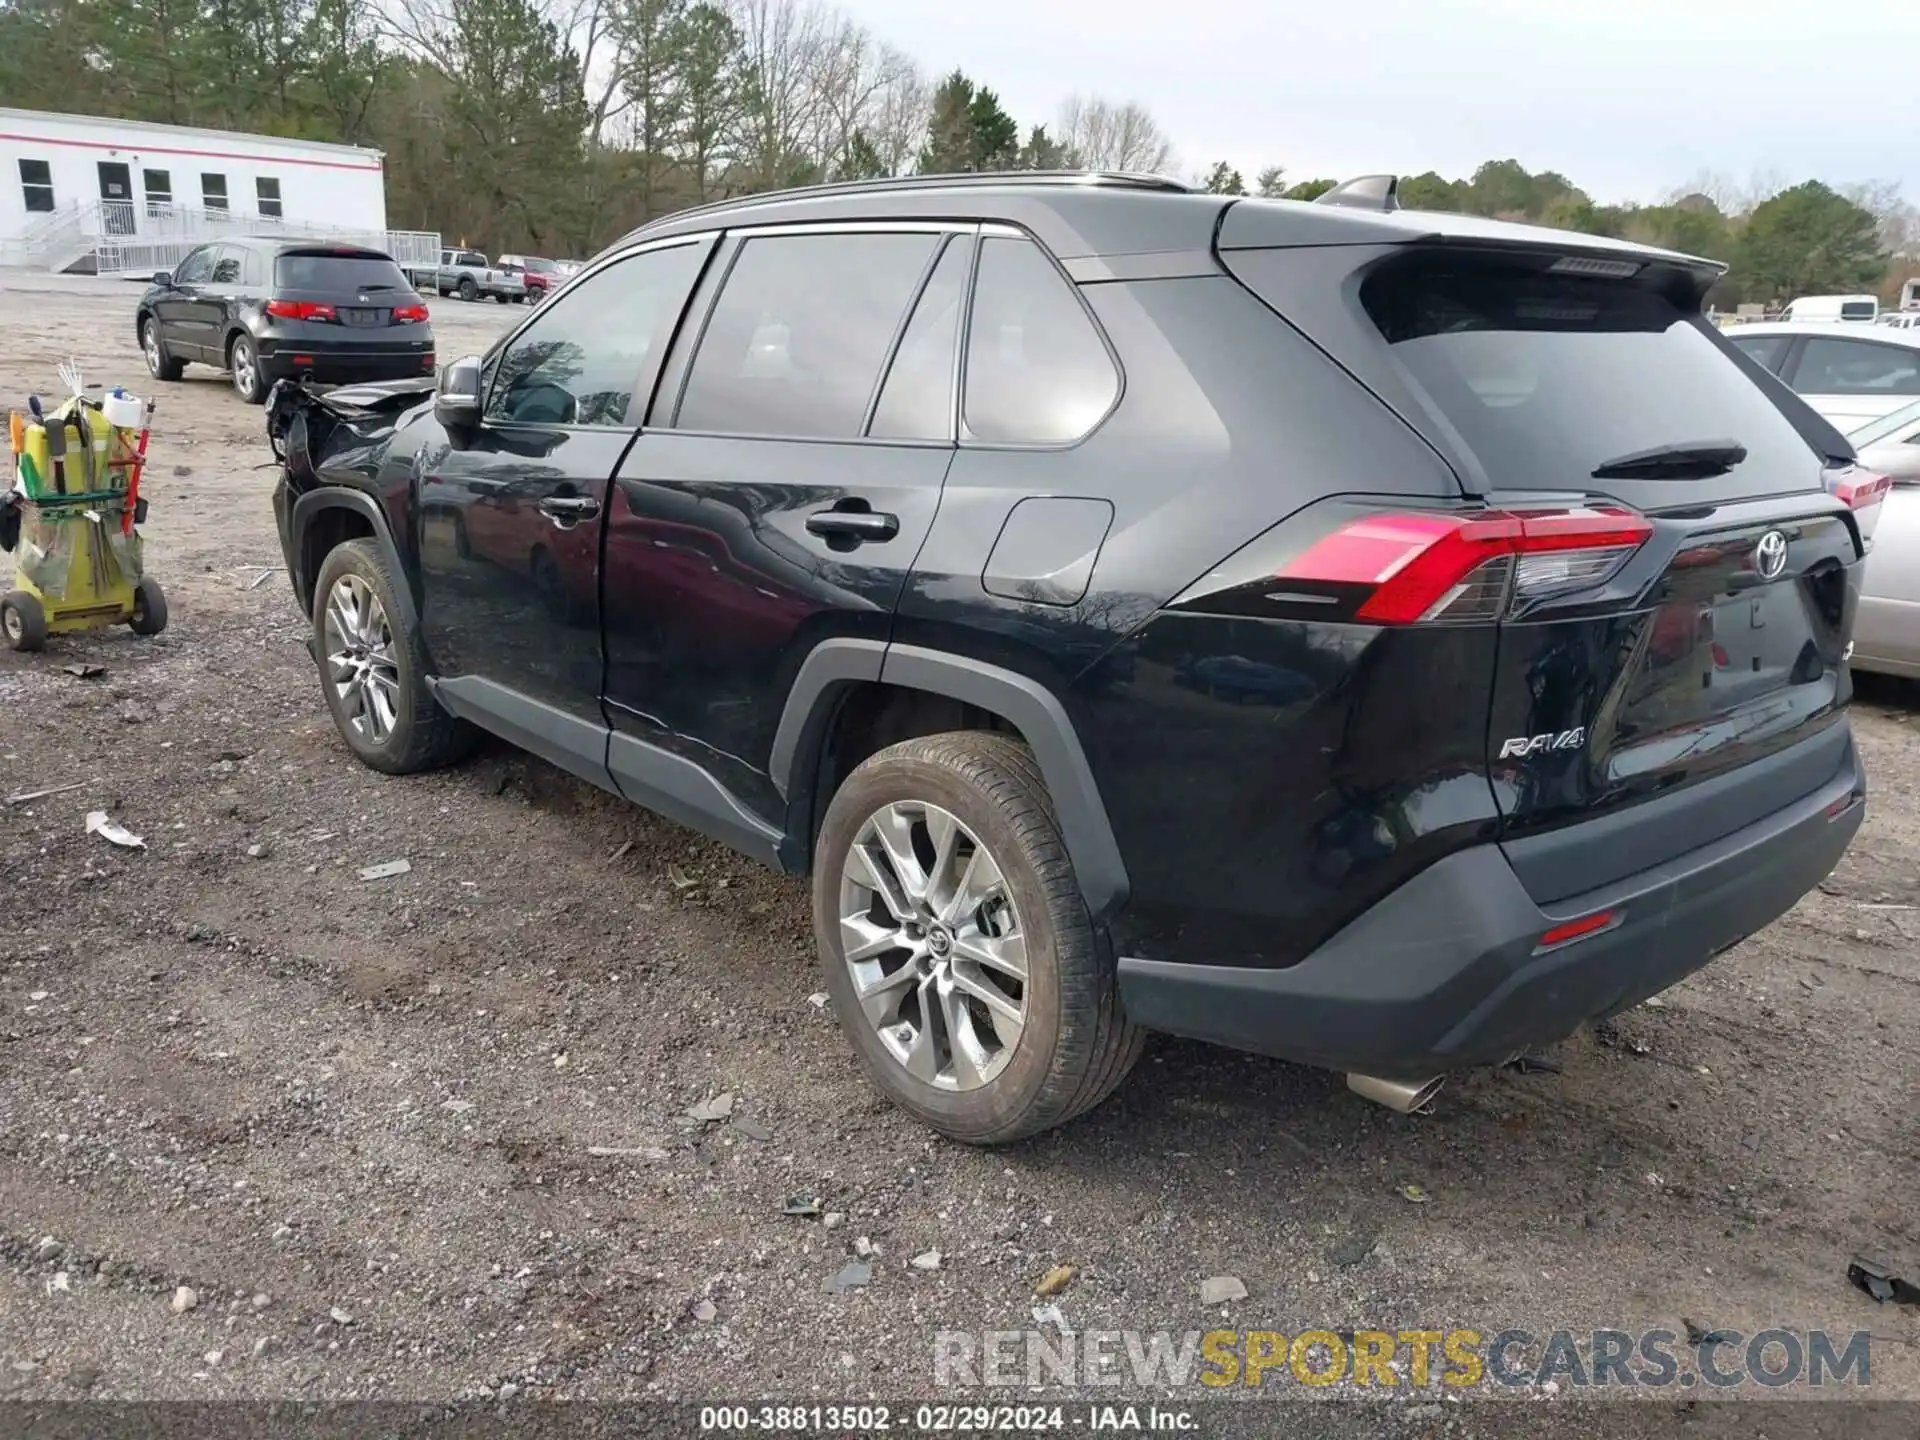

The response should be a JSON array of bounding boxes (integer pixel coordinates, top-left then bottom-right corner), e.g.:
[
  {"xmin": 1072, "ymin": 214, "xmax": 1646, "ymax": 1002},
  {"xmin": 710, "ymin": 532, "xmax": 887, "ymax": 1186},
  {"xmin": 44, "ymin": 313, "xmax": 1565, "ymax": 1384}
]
[{"xmin": 1, "ymin": 269, "xmax": 1918, "ymax": 1417}]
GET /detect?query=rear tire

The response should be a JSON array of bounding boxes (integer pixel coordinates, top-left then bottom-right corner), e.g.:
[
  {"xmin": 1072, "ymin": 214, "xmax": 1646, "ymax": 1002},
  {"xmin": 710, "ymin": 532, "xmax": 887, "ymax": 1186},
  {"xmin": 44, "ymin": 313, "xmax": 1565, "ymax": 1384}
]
[
  {"xmin": 311, "ymin": 539, "xmax": 477, "ymax": 774},
  {"xmin": 813, "ymin": 732, "xmax": 1143, "ymax": 1144},
  {"xmin": 229, "ymin": 335, "xmax": 267, "ymax": 404},
  {"xmin": 128, "ymin": 577, "xmax": 168, "ymax": 636},
  {"xmin": 141, "ymin": 317, "xmax": 184, "ymax": 382},
  {"xmin": 2, "ymin": 591, "xmax": 47, "ymax": 652}
]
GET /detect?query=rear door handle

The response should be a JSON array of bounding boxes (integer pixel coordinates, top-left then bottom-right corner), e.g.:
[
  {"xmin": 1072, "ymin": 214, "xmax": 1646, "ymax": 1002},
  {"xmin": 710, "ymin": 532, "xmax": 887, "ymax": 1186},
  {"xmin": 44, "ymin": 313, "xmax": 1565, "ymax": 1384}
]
[
  {"xmin": 539, "ymin": 495, "xmax": 601, "ymax": 526},
  {"xmin": 806, "ymin": 510, "xmax": 899, "ymax": 543}
]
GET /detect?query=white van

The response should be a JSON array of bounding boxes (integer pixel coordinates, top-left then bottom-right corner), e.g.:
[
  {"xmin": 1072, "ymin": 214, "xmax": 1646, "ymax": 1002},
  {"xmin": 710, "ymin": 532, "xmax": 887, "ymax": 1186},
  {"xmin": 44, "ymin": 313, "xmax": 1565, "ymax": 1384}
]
[{"xmin": 1782, "ymin": 294, "xmax": 1879, "ymax": 323}]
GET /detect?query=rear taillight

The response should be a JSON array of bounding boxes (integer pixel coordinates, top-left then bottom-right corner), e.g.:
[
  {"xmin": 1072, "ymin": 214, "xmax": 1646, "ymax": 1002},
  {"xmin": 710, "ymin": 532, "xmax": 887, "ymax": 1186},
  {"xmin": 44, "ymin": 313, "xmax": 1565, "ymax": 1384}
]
[
  {"xmin": 266, "ymin": 299, "xmax": 336, "ymax": 321},
  {"xmin": 1275, "ymin": 504, "xmax": 1654, "ymax": 624},
  {"xmin": 1825, "ymin": 464, "xmax": 1891, "ymax": 543},
  {"xmin": 392, "ymin": 303, "xmax": 429, "ymax": 322}
]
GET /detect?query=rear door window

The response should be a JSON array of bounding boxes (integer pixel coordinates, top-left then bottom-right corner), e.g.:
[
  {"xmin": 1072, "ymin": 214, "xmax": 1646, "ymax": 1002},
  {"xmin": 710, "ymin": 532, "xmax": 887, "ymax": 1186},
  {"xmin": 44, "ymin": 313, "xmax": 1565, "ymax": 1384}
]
[
  {"xmin": 963, "ymin": 236, "xmax": 1118, "ymax": 445},
  {"xmin": 276, "ymin": 253, "xmax": 412, "ymax": 293},
  {"xmin": 1729, "ymin": 333, "xmax": 1792, "ymax": 372},
  {"xmin": 675, "ymin": 231, "xmax": 940, "ymax": 439},
  {"xmin": 208, "ymin": 248, "xmax": 243, "ymax": 285},
  {"xmin": 1357, "ymin": 251, "xmax": 1822, "ymax": 491},
  {"xmin": 869, "ymin": 236, "xmax": 969, "ymax": 441},
  {"xmin": 1787, "ymin": 337, "xmax": 1920, "ymax": 397}
]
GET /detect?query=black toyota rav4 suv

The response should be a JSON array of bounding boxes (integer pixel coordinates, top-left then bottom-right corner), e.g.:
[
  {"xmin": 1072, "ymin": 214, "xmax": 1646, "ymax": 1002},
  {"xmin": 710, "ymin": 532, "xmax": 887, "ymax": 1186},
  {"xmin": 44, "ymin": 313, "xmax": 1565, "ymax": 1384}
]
[{"xmin": 269, "ymin": 172, "xmax": 1875, "ymax": 1144}]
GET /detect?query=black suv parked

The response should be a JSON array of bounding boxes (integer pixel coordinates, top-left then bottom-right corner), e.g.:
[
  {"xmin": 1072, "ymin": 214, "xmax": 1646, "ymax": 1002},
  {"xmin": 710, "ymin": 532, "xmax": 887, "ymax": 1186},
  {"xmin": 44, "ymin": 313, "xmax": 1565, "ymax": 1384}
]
[
  {"xmin": 139, "ymin": 240, "xmax": 434, "ymax": 403},
  {"xmin": 270, "ymin": 173, "xmax": 1873, "ymax": 1143}
]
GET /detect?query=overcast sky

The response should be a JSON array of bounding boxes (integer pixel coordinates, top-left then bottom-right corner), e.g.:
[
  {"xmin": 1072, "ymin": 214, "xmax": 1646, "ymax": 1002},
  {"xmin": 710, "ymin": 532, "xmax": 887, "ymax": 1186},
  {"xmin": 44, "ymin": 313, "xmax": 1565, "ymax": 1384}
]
[{"xmin": 855, "ymin": 0, "xmax": 1919, "ymax": 202}]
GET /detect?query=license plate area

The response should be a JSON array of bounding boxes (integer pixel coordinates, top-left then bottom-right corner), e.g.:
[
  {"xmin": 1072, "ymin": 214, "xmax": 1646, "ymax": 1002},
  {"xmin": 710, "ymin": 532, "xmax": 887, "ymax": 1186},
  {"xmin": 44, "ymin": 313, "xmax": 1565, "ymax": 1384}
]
[{"xmin": 339, "ymin": 308, "xmax": 388, "ymax": 327}]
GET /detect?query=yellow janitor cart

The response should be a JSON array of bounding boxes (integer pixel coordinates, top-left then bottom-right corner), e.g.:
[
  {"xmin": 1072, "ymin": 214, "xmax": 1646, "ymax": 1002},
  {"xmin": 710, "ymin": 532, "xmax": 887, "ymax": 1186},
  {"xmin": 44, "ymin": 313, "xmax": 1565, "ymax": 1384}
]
[{"xmin": 3, "ymin": 388, "xmax": 166, "ymax": 652}]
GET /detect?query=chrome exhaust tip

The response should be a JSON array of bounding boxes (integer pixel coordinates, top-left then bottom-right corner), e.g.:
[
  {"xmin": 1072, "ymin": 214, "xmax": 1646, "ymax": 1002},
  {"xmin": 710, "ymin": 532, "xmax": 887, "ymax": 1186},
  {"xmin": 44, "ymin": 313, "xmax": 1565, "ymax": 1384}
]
[{"xmin": 1346, "ymin": 1072, "xmax": 1445, "ymax": 1114}]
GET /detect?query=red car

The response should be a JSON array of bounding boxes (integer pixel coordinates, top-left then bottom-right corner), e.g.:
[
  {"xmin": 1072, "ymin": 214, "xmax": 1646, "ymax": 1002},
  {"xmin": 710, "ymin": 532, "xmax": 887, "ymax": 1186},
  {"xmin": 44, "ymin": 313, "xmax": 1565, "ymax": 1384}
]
[{"xmin": 496, "ymin": 256, "xmax": 560, "ymax": 303}]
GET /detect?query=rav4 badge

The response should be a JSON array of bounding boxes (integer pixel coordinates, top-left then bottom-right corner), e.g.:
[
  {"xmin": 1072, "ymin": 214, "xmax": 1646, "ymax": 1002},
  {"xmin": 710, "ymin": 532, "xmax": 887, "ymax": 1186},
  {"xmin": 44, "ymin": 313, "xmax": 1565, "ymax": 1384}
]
[{"xmin": 1499, "ymin": 727, "xmax": 1588, "ymax": 760}]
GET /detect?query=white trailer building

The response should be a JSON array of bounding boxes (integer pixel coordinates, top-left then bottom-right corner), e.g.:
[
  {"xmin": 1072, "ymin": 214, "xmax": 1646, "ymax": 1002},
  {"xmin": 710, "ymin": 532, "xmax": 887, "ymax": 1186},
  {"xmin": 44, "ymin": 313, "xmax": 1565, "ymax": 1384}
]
[{"xmin": 0, "ymin": 107, "xmax": 436, "ymax": 274}]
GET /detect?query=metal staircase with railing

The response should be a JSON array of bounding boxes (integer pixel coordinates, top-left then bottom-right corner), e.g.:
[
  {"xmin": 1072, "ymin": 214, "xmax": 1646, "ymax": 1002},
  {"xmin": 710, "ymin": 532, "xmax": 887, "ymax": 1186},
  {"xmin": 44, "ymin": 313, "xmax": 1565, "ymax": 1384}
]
[{"xmin": 2, "ymin": 199, "xmax": 439, "ymax": 276}]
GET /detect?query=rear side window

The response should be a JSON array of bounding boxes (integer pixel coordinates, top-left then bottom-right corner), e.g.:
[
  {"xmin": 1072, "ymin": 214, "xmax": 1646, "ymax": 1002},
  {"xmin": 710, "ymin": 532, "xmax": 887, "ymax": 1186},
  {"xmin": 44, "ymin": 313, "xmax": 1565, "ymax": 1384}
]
[
  {"xmin": 276, "ymin": 253, "xmax": 411, "ymax": 292},
  {"xmin": 1729, "ymin": 333, "xmax": 1791, "ymax": 372},
  {"xmin": 963, "ymin": 237, "xmax": 1117, "ymax": 445},
  {"xmin": 1357, "ymin": 252, "xmax": 1820, "ymax": 488},
  {"xmin": 676, "ymin": 232, "xmax": 940, "ymax": 439},
  {"xmin": 1790, "ymin": 338, "xmax": 1920, "ymax": 397}
]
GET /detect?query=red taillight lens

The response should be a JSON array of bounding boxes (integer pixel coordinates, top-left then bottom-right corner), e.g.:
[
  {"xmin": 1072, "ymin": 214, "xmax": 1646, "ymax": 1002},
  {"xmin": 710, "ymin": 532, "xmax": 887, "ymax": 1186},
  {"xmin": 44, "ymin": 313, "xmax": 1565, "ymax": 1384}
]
[
  {"xmin": 1826, "ymin": 464, "xmax": 1891, "ymax": 543},
  {"xmin": 392, "ymin": 303, "xmax": 429, "ymax": 322},
  {"xmin": 1276, "ymin": 505, "xmax": 1654, "ymax": 625},
  {"xmin": 265, "ymin": 299, "xmax": 336, "ymax": 321}
]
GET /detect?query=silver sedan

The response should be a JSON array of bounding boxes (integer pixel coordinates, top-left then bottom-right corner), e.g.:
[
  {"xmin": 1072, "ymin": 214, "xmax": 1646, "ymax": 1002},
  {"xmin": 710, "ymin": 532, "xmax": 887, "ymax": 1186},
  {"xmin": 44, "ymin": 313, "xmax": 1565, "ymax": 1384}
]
[{"xmin": 1850, "ymin": 400, "xmax": 1920, "ymax": 678}]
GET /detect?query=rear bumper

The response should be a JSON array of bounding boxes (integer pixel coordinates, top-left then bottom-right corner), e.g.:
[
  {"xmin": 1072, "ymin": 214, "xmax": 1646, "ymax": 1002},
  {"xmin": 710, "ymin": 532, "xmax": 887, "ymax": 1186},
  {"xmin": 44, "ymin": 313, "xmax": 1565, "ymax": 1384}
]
[
  {"xmin": 258, "ymin": 346, "xmax": 436, "ymax": 385},
  {"xmin": 1117, "ymin": 730, "xmax": 1866, "ymax": 1077}
]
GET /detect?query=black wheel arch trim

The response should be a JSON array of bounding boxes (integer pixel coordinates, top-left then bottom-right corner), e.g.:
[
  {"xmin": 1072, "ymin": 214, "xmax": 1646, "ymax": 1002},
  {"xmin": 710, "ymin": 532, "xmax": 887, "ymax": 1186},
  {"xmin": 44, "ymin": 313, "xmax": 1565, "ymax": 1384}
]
[
  {"xmin": 289, "ymin": 487, "xmax": 417, "ymax": 631},
  {"xmin": 771, "ymin": 639, "xmax": 1130, "ymax": 925}
]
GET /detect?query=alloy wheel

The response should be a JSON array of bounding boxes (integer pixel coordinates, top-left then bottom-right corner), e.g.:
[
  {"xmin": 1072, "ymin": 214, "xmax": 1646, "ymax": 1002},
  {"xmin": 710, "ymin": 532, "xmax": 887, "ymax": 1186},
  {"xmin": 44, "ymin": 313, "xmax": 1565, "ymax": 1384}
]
[
  {"xmin": 324, "ymin": 574, "xmax": 400, "ymax": 744},
  {"xmin": 143, "ymin": 322, "xmax": 161, "ymax": 376},
  {"xmin": 231, "ymin": 340, "xmax": 256, "ymax": 397},
  {"xmin": 838, "ymin": 800, "xmax": 1029, "ymax": 1091}
]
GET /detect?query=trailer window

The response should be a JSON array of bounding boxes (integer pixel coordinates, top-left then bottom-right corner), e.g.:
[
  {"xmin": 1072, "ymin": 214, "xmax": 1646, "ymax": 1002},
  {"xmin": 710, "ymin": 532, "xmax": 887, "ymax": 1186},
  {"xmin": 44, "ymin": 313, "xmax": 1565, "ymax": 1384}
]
[
  {"xmin": 256, "ymin": 177, "xmax": 283, "ymax": 219},
  {"xmin": 143, "ymin": 168, "xmax": 171, "ymax": 214},
  {"xmin": 19, "ymin": 159, "xmax": 54, "ymax": 214},
  {"xmin": 201, "ymin": 173, "xmax": 229, "ymax": 211}
]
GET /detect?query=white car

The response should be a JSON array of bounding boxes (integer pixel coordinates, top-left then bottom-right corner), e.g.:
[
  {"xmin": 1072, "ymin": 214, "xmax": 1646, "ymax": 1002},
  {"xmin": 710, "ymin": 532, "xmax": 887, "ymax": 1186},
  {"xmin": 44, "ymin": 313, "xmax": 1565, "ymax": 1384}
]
[
  {"xmin": 1726, "ymin": 321, "xmax": 1920, "ymax": 428},
  {"xmin": 1849, "ymin": 400, "xmax": 1920, "ymax": 679}
]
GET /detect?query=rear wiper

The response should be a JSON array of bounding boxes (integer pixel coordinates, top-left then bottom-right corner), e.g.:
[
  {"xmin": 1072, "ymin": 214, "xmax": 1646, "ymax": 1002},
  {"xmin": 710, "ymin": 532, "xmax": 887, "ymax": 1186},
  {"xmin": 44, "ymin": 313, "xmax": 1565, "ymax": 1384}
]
[
  {"xmin": 356, "ymin": 284, "xmax": 399, "ymax": 293},
  {"xmin": 1592, "ymin": 439, "xmax": 1748, "ymax": 480}
]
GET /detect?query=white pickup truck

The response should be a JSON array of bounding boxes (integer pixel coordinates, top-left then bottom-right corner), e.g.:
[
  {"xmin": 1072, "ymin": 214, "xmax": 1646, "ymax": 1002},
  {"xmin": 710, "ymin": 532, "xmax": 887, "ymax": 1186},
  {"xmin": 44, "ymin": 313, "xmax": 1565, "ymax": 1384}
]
[{"xmin": 402, "ymin": 249, "xmax": 527, "ymax": 304}]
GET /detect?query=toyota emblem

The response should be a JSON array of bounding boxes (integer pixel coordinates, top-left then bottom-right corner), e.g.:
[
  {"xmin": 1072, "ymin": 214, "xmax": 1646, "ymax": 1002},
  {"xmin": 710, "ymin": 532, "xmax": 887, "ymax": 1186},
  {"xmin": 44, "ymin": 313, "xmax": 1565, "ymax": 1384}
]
[{"xmin": 1754, "ymin": 530, "xmax": 1789, "ymax": 581}]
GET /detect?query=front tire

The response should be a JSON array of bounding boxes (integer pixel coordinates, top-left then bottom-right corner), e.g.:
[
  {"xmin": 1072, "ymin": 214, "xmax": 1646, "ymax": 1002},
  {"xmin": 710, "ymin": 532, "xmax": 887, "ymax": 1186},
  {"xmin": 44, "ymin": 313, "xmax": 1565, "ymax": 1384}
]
[
  {"xmin": 141, "ymin": 317, "xmax": 184, "ymax": 382},
  {"xmin": 128, "ymin": 577, "xmax": 168, "ymax": 636},
  {"xmin": 229, "ymin": 335, "xmax": 267, "ymax": 404},
  {"xmin": 311, "ymin": 539, "xmax": 476, "ymax": 774},
  {"xmin": 2, "ymin": 591, "xmax": 47, "ymax": 652},
  {"xmin": 458, "ymin": 277, "xmax": 478, "ymax": 302},
  {"xmin": 813, "ymin": 732, "xmax": 1143, "ymax": 1144}
]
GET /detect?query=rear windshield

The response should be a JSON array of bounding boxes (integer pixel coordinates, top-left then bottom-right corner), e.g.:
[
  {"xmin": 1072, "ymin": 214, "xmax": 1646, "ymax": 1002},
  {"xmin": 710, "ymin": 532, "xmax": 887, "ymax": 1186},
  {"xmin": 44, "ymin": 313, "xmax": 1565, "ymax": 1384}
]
[
  {"xmin": 275, "ymin": 253, "xmax": 411, "ymax": 293},
  {"xmin": 1842, "ymin": 301, "xmax": 1876, "ymax": 320},
  {"xmin": 523, "ymin": 257, "xmax": 556, "ymax": 274},
  {"xmin": 1358, "ymin": 252, "xmax": 1820, "ymax": 488}
]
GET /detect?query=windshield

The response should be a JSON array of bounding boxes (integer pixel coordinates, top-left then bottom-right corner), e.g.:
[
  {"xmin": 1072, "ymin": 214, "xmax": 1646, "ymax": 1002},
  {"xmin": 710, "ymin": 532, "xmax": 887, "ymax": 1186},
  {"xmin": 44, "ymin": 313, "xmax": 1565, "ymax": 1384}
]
[
  {"xmin": 1846, "ymin": 398, "xmax": 1920, "ymax": 447},
  {"xmin": 1357, "ymin": 251, "xmax": 1821, "ymax": 489}
]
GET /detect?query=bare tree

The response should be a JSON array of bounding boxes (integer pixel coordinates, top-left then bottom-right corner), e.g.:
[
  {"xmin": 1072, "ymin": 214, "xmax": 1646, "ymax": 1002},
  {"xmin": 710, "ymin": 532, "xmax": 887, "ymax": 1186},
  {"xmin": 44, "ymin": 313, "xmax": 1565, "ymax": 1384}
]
[
  {"xmin": 866, "ymin": 54, "xmax": 930, "ymax": 176},
  {"xmin": 728, "ymin": 0, "xmax": 832, "ymax": 188},
  {"xmin": 1840, "ymin": 179, "xmax": 1920, "ymax": 257},
  {"xmin": 1055, "ymin": 93, "xmax": 1176, "ymax": 175},
  {"xmin": 558, "ymin": 0, "xmax": 634, "ymax": 143},
  {"xmin": 809, "ymin": 24, "xmax": 919, "ymax": 177}
]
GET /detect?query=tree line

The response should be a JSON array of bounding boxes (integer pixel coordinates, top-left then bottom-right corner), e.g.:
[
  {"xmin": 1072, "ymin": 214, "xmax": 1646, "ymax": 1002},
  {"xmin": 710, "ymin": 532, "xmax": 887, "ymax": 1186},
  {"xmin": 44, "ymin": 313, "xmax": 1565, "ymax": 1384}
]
[{"xmin": 0, "ymin": 0, "xmax": 1911, "ymax": 302}]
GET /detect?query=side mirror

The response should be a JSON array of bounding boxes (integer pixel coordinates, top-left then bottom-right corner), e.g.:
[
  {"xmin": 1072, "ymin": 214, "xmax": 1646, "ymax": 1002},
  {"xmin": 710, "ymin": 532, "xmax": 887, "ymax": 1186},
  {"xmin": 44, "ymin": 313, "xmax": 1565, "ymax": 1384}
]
[
  {"xmin": 153, "ymin": 270, "xmax": 173, "ymax": 287},
  {"xmin": 435, "ymin": 355, "xmax": 483, "ymax": 429}
]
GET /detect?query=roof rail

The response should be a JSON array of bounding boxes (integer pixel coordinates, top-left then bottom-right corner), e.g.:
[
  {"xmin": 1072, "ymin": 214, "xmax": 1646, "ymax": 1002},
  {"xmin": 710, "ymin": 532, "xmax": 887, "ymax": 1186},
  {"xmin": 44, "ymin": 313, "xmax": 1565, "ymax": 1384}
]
[
  {"xmin": 639, "ymin": 170, "xmax": 1194, "ymax": 232},
  {"xmin": 1314, "ymin": 174, "xmax": 1400, "ymax": 213}
]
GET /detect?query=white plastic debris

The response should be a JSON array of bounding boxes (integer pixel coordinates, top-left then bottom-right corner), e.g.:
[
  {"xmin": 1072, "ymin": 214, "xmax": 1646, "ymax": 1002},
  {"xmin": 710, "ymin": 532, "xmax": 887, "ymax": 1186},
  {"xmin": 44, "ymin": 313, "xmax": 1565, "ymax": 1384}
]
[{"xmin": 85, "ymin": 810, "xmax": 145, "ymax": 849}]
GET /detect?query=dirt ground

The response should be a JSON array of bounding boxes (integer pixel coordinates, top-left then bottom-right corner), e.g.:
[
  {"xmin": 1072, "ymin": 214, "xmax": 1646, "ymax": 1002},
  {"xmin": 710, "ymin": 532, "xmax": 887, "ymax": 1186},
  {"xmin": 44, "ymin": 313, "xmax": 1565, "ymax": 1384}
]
[{"xmin": 1, "ymin": 269, "xmax": 1918, "ymax": 1418}]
